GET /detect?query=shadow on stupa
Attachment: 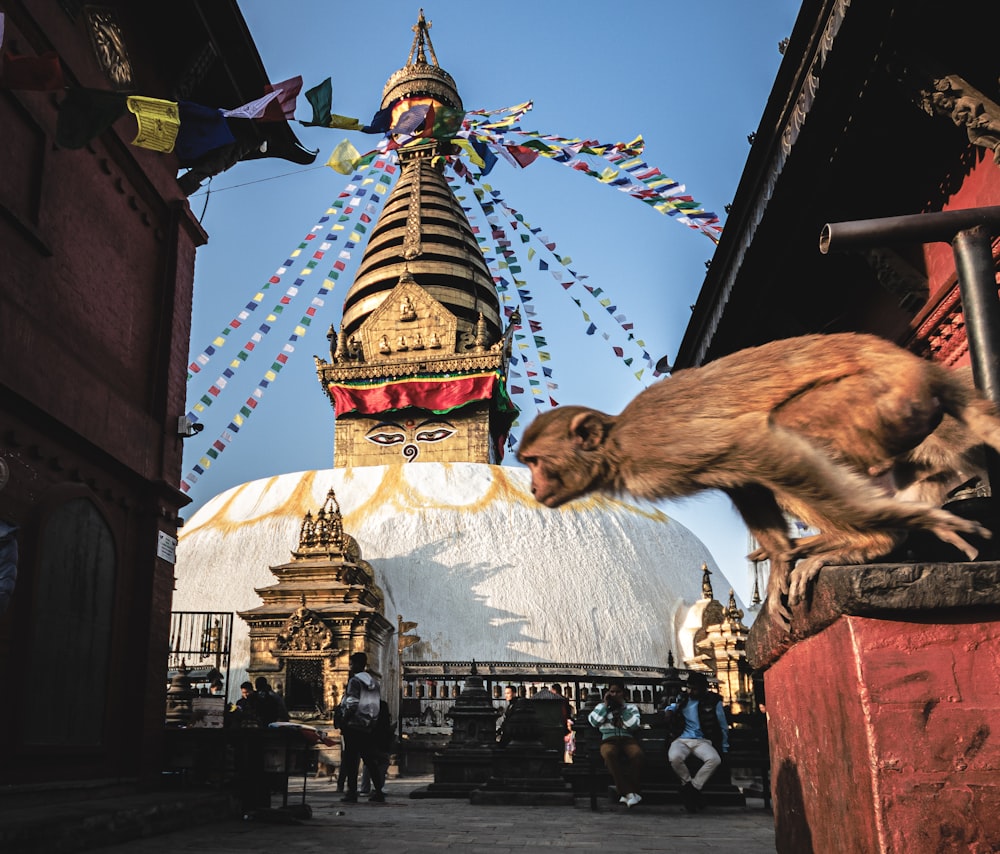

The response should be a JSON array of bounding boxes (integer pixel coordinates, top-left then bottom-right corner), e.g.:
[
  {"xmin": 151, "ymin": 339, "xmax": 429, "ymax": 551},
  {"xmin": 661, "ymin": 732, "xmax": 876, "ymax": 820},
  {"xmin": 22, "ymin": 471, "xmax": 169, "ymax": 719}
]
[{"xmin": 374, "ymin": 535, "xmax": 548, "ymax": 662}]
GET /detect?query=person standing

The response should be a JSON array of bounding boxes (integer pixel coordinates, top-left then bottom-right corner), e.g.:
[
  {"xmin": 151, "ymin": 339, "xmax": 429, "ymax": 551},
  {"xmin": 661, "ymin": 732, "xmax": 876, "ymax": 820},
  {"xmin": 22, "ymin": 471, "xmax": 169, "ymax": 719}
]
[
  {"xmin": 253, "ymin": 676, "xmax": 289, "ymax": 725},
  {"xmin": 338, "ymin": 652, "xmax": 385, "ymax": 803},
  {"xmin": 588, "ymin": 680, "xmax": 644, "ymax": 808},
  {"xmin": 663, "ymin": 671, "xmax": 729, "ymax": 812}
]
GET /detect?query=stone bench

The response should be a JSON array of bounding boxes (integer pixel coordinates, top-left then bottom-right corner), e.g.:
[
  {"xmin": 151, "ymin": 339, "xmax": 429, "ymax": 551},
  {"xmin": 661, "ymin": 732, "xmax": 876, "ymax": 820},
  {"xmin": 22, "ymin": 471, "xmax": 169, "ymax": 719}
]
[{"xmin": 567, "ymin": 712, "xmax": 767, "ymax": 808}]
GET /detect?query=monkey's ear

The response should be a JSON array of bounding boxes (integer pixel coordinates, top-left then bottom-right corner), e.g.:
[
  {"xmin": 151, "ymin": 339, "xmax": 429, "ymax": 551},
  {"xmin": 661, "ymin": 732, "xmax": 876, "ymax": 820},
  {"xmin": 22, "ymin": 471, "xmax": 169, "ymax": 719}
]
[{"xmin": 569, "ymin": 410, "xmax": 611, "ymax": 451}]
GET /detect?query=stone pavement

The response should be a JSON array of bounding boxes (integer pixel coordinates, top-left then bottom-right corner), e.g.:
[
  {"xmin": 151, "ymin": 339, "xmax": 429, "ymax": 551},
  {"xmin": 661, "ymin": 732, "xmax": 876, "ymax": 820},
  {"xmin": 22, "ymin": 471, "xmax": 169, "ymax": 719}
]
[{"xmin": 87, "ymin": 776, "xmax": 777, "ymax": 854}]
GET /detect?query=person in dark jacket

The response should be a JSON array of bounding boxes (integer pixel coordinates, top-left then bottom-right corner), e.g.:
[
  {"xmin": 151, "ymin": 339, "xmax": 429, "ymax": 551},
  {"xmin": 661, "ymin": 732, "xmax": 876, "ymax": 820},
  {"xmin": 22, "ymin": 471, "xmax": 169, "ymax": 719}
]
[
  {"xmin": 253, "ymin": 676, "xmax": 289, "ymax": 725},
  {"xmin": 663, "ymin": 671, "xmax": 729, "ymax": 812}
]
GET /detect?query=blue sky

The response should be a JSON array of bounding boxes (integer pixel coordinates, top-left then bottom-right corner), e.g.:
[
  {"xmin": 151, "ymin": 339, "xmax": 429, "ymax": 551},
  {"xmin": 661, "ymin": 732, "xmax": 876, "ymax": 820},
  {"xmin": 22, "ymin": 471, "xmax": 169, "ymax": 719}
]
[{"xmin": 182, "ymin": 1, "xmax": 803, "ymax": 605}]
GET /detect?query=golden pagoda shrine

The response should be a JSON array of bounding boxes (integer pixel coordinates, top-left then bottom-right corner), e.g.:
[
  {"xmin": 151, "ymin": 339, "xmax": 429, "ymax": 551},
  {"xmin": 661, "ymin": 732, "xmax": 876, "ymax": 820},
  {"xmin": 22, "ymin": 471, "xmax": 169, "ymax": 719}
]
[
  {"xmin": 238, "ymin": 488, "xmax": 393, "ymax": 717},
  {"xmin": 682, "ymin": 563, "xmax": 754, "ymax": 714},
  {"xmin": 315, "ymin": 11, "xmax": 518, "ymax": 468}
]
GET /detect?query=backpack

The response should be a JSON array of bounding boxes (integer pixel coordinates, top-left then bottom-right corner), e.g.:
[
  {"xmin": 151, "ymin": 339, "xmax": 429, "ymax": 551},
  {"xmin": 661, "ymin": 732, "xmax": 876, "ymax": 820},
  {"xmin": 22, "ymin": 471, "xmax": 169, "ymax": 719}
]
[{"xmin": 344, "ymin": 674, "xmax": 381, "ymax": 732}]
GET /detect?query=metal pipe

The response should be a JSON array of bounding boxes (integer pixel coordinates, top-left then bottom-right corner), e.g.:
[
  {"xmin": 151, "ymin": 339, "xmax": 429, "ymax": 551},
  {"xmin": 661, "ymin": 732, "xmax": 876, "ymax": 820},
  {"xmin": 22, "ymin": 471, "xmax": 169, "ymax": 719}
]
[
  {"xmin": 953, "ymin": 226, "xmax": 1000, "ymax": 496},
  {"xmin": 819, "ymin": 206, "xmax": 1000, "ymax": 255},
  {"xmin": 954, "ymin": 226, "xmax": 1000, "ymax": 403}
]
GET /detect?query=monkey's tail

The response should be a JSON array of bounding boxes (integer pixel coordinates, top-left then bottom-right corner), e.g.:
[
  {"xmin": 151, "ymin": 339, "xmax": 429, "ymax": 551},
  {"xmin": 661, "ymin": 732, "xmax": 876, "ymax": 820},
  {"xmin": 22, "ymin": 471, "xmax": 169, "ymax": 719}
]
[{"xmin": 935, "ymin": 367, "xmax": 1000, "ymax": 452}]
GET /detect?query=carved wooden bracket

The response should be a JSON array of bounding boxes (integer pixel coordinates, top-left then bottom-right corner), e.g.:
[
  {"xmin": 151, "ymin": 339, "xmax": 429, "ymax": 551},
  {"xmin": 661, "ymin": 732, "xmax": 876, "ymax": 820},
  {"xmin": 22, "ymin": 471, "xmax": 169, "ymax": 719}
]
[{"xmin": 920, "ymin": 74, "xmax": 1000, "ymax": 165}]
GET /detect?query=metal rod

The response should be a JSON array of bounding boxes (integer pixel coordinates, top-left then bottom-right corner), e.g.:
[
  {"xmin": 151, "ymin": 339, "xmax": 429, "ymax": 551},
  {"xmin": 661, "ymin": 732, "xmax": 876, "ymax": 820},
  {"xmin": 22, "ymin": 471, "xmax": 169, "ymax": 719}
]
[
  {"xmin": 820, "ymin": 206, "xmax": 1000, "ymax": 254},
  {"xmin": 953, "ymin": 226, "xmax": 1000, "ymax": 495},
  {"xmin": 953, "ymin": 226, "xmax": 1000, "ymax": 403}
]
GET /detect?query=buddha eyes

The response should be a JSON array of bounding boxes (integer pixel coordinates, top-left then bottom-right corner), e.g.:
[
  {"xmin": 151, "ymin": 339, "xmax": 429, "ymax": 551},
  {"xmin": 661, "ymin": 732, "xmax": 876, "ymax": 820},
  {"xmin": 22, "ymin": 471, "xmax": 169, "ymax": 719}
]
[
  {"xmin": 365, "ymin": 429, "xmax": 406, "ymax": 446},
  {"xmin": 415, "ymin": 427, "xmax": 455, "ymax": 443},
  {"xmin": 365, "ymin": 421, "xmax": 455, "ymax": 447}
]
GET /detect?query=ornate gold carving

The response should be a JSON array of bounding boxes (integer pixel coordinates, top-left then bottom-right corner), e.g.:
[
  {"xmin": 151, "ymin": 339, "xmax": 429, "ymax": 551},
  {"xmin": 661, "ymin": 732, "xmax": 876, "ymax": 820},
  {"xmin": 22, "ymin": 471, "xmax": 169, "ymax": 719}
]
[
  {"xmin": 275, "ymin": 605, "xmax": 336, "ymax": 652},
  {"xmin": 403, "ymin": 158, "xmax": 424, "ymax": 260},
  {"xmin": 294, "ymin": 489, "xmax": 346, "ymax": 556},
  {"xmin": 83, "ymin": 6, "xmax": 134, "ymax": 91},
  {"xmin": 317, "ymin": 351, "xmax": 503, "ymax": 385},
  {"xmin": 355, "ymin": 277, "xmax": 459, "ymax": 366}
]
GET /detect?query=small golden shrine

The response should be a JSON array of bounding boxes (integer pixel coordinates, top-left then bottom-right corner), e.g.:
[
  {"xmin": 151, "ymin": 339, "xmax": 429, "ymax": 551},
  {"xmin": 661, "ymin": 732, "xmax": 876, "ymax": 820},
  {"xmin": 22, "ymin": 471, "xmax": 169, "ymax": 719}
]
[
  {"xmin": 315, "ymin": 11, "xmax": 519, "ymax": 468},
  {"xmin": 684, "ymin": 563, "xmax": 755, "ymax": 714},
  {"xmin": 238, "ymin": 488, "xmax": 394, "ymax": 718}
]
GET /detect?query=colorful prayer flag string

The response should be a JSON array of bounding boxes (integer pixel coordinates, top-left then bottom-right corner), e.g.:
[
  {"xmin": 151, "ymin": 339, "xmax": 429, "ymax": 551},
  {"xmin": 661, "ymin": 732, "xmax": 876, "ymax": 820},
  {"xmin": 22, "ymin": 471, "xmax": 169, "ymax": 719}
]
[
  {"xmin": 179, "ymin": 158, "xmax": 398, "ymax": 491},
  {"xmin": 449, "ymin": 163, "xmax": 658, "ymax": 385},
  {"xmin": 449, "ymin": 169, "xmax": 559, "ymax": 415},
  {"xmin": 185, "ymin": 158, "xmax": 397, "ymax": 404},
  {"xmin": 465, "ymin": 120, "xmax": 721, "ymax": 244}
]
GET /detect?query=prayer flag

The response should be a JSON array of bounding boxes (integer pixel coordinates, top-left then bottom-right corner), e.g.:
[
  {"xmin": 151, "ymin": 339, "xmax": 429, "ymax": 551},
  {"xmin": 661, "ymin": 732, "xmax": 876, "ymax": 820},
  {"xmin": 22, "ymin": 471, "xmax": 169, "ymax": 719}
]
[
  {"xmin": 326, "ymin": 139, "xmax": 362, "ymax": 174},
  {"xmin": 504, "ymin": 144, "xmax": 538, "ymax": 168},
  {"xmin": 127, "ymin": 96, "xmax": 180, "ymax": 152},
  {"xmin": 0, "ymin": 50, "xmax": 63, "ymax": 90},
  {"xmin": 431, "ymin": 105, "xmax": 465, "ymax": 138},
  {"xmin": 330, "ymin": 113, "xmax": 364, "ymax": 130},
  {"xmin": 393, "ymin": 102, "xmax": 431, "ymax": 135},
  {"xmin": 222, "ymin": 89, "xmax": 280, "ymax": 120},
  {"xmin": 363, "ymin": 106, "xmax": 392, "ymax": 134},
  {"xmin": 260, "ymin": 76, "xmax": 303, "ymax": 122},
  {"xmin": 56, "ymin": 87, "xmax": 127, "ymax": 149},
  {"xmin": 470, "ymin": 137, "xmax": 497, "ymax": 175},
  {"xmin": 175, "ymin": 101, "xmax": 235, "ymax": 163},
  {"xmin": 302, "ymin": 77, "xmax": 333, "ymax": 127}
]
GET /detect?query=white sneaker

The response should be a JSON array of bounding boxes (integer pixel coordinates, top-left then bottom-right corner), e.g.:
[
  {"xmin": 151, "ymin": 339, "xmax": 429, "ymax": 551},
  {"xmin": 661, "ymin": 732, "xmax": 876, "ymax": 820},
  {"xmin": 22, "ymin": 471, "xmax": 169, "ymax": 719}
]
[
  {"xmin": 619, "ymin": 796, "xmax": 628, "ymax": 804},
  {"xmin": 626, "ymin": 793, "xmax": 642, "ymax": 808}
]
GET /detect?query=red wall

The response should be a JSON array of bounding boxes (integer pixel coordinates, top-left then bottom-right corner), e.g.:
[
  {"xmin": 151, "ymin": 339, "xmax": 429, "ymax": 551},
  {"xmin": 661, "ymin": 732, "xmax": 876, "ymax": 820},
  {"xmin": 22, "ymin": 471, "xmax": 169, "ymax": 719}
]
[
  {"xmin": 766, "ymin": 614, "xmax": 1000, "ymax": 853},
  {"xmin": 0, "ymin": 2, "xmax": 204, "ymax": 784}
]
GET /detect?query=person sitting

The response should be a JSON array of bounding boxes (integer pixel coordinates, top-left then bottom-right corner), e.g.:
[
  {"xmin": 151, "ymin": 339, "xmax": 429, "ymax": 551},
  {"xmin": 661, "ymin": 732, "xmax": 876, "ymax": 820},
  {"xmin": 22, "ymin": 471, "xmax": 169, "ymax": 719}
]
[
  {"xmin": 663, "ymin": 671, "xmax": 729, "ymax": 812},
  {"xmin": 226, "ymin": 680, "xmax": 258, "ymax": 728},
  {"xmin": 588, "ymin": 680, "xmax": 644, "ymax": 808}
]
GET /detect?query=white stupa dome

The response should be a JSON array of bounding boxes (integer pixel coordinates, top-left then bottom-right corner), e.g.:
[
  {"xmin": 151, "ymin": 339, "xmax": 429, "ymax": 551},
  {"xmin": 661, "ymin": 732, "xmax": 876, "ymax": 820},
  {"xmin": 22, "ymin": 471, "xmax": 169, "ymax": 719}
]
[{"xmin": 174, "ymin": 462, "xmax": 741, "ymax": 683}]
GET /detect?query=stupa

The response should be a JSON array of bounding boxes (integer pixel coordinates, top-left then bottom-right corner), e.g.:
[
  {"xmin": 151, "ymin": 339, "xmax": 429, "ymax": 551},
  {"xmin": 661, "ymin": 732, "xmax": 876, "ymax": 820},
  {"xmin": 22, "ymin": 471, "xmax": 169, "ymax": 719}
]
[{"xmin": 173, "ymin": 12, "xmax": 744, "ymax": 709}]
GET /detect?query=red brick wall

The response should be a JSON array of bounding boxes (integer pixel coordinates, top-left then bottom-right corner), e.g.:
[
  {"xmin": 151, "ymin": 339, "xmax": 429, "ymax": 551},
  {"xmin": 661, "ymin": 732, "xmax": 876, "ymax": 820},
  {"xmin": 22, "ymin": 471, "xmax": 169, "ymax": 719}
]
[{"xmin": 0, "ymin": 2, "xmax": 204, "ymax": 784}]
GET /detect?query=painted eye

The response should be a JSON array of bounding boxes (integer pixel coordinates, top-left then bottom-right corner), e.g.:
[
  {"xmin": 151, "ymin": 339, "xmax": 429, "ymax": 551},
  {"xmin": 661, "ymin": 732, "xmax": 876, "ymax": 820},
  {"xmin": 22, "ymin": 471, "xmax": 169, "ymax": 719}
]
[
  {"xmin": 415, "ymin": 427, "xmax": 455, "ymax": 443},
  {"xmin": 366, "ymin": 430, "xmax": 406, "ymax": 446}
]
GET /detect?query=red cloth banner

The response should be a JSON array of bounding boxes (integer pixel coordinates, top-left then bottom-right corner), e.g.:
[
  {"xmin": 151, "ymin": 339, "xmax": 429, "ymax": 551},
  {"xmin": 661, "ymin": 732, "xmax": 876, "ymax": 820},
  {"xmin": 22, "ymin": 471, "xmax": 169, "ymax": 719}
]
[{"xmin": 329, "ymin": 373, "xmax": 499, "ymax": 415}]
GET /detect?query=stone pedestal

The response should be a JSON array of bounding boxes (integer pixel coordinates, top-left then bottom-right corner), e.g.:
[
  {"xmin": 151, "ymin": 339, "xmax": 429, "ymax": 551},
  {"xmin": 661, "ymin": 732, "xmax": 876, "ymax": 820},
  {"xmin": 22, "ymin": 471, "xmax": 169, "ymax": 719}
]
[
  {"xmin": 470, "ymin": 700, "xmax": 574, "ymax": 805},
  {"xmin": 410, "ymin": 668, "xmax": 501, "ymax": 799},
  {"xmin": 747, "ymin": 562, "xmax": 1000, "ymax": 854}
]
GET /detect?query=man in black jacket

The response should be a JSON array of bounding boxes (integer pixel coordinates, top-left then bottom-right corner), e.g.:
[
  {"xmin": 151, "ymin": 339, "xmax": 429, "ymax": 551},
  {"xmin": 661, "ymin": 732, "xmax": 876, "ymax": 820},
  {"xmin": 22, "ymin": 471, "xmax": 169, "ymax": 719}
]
[{"xmin": 663, "ymin": 671, "xmax": 728, "ymax": 812}]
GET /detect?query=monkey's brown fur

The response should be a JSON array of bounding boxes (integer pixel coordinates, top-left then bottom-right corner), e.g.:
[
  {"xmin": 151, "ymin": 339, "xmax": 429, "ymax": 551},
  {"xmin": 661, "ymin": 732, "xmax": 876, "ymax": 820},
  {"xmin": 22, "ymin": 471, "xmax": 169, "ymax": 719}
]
[{"xmin": 517, "ymin": 333, "xmax": 1000, "ymax": 627}]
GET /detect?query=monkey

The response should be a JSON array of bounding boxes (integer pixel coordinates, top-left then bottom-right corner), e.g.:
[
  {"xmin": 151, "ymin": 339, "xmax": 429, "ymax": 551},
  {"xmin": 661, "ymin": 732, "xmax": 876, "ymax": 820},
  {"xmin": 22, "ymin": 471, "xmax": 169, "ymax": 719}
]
[{"xmin": 516, "ymin": 333, "xmax": 1000, "ymax": 629}]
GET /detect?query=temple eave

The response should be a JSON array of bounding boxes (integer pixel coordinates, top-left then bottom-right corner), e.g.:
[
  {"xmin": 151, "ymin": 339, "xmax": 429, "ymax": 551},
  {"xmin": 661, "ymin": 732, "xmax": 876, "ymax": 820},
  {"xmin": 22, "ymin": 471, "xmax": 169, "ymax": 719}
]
[{"xmin": 317, "ymin": 352, "xmax": 505, "ymax": 384}]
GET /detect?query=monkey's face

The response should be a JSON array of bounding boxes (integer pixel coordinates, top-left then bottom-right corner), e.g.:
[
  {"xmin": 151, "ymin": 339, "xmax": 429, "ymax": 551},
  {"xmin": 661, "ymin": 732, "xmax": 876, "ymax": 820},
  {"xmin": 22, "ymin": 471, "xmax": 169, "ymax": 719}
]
[{"xmin": 517, "ymin": 406, "xmax": 613, "ymax": 507}]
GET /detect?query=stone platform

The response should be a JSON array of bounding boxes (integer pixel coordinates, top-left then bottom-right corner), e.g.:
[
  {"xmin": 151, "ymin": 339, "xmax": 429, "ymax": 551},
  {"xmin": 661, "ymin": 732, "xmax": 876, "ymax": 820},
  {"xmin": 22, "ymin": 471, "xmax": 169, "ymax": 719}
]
[{"xmin": 749, "ymin": 561, "xmax": 1000, "ymax": 854}]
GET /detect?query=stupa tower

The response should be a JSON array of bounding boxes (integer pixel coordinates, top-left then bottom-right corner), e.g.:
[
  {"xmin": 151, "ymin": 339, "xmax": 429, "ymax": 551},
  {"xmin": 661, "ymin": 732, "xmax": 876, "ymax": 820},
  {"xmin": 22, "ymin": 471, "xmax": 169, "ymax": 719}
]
[{"xmin": 316, "ymin": 11, "xmax": 517, "ymax": 467}]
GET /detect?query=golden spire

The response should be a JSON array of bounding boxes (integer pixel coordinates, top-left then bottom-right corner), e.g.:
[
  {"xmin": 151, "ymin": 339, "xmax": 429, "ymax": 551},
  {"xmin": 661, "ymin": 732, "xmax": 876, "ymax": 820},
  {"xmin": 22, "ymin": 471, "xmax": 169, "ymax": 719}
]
[{"xmin": 408, "ymin": 9, "xmax": 439, "ymax": 67}]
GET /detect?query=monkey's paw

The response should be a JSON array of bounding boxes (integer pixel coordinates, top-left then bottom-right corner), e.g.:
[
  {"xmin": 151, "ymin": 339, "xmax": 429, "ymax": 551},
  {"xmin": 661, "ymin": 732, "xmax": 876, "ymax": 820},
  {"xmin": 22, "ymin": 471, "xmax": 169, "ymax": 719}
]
[
  {"xmin": 765, "ymin": 588, "xmax": 792, "ymax": 632},
  {"xmin": 788, "ymin": 558, "xmax": 825, "ymax": 605},
  {"xmin": 930, "ymin": 514, "xmax": 989, "ymax": 561}
]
